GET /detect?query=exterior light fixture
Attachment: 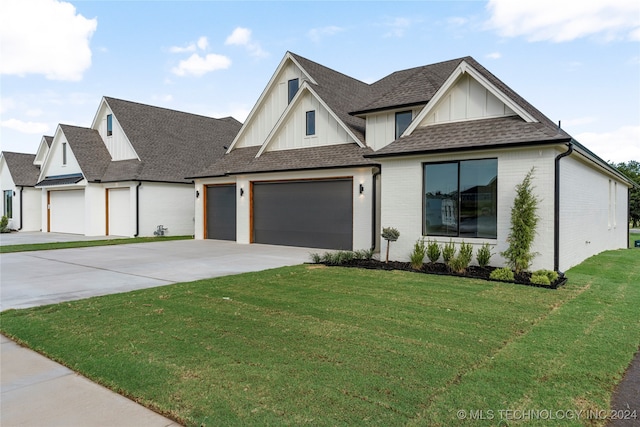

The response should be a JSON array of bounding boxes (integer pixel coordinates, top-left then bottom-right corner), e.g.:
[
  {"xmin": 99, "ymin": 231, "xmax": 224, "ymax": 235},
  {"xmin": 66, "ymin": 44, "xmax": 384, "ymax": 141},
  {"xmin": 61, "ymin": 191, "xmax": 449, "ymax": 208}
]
[
  {"xmin": 195, "ymin": 190, "xmax": 200, "ymax": 198},
  {"xmin": 240, "ymin": 187, "xmax": 244, "ymax": 197},
  {"xmin": 359, "ymin": 184, "xmax": 364, "ymax": 194}
]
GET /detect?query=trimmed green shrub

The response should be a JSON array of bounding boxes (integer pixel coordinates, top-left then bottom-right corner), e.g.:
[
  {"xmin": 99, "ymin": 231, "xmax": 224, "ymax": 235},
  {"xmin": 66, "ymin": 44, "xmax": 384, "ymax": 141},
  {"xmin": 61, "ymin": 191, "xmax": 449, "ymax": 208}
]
[
  {"xmin": 530, "ymin": 274, "xmax": 551, "ymax": 286},
  {"xmin": 490, "ymin": 267, "xmax": 515, "ymax": 282},
  {"xmin": 501, "ymin": 167, "xmax": 540, "ymax": 273},
  {"xmin": 533, "ymin": 269, "xmax": 558, "ymax": 283},
  {"xmin": 0, "ymin": 215, "xmax": 8, "ymax": 233},
  {"xmin": 321, "ymin": 251, "xmax": 355, "ymax": 265},
  {"xmin": 310, "ymin": 253, "xmax": 322, "ymax": 263},
  {"xmin": 426, "ymin": 240, "xmax": 441, "ymax": 263},
  {"xmin": 476, "ymin": 243, "xmax": 493, "ymax": 268},
  {"xmin": 382, "ymin": 227, "xmax": 400, "ymax": 263},
  {"xmin": 449, "ymin": 241, "xmax": 473, "ymax": 273},
  {"xmin": 442, "ymin": 240, "xmax": 456, "ymax": 265},
  {"xmin": 353, "ymin": 248, "xmax": 374, "ymax": 260},
  {"xmin": 409, "ymin": 239, "xmax": 426, "ymax": 270}
]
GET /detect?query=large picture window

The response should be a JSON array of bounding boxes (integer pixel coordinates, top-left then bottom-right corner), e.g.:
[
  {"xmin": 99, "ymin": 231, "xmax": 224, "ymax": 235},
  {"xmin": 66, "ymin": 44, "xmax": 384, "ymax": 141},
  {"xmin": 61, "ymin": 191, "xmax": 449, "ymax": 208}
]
[{"xmin": 424, "ymin": 159, "xmax": 497, "ymax": 238}]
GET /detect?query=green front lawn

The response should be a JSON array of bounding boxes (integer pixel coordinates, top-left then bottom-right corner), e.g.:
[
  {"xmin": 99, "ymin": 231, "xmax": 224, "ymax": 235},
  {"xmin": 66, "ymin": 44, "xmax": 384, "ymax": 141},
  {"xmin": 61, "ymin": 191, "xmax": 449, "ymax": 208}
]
[
  {"xmin": 0, "ymin": 235, "xmax": 193, "ymax": 254},
  {"xmin": 630, "ymin": 231, "xmax": 640, "ymax": 248},
  {"xmin": 1, "ymin": 248, "xmax": 638, "ymax": 426}
]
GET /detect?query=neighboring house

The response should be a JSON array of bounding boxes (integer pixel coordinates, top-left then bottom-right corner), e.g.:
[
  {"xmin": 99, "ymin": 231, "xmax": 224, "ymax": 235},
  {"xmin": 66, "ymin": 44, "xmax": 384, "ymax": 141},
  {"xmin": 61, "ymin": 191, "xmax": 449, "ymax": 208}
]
[
  {"xmin": 192, "ymin": 51, "xmax": 633, "ymax": 272},
  {"xmin": 36, "ymin": 97, "xmax": 241, "ymax": 237},
  {"xmin": 0, "ymin": 135, "xmax": 52, "ymax": 231}
]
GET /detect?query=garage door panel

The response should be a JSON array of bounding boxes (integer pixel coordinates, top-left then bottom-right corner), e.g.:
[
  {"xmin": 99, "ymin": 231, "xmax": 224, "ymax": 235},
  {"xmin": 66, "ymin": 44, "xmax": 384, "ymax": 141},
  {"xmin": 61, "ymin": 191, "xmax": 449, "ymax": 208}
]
[
  {"xmin": 108, "ymin": 188, "xmax": 130, "ymax": 236},
  {"xmin": 206, "ymin": 185, "xmax": 236, "ymax": 241},
  {"xmin": 253, "ymin": 179, "xmax": 353, "ymax": 250},
  {"xmin": 50, "ymin": 190, "xmax": 84, "ymax": 234}
]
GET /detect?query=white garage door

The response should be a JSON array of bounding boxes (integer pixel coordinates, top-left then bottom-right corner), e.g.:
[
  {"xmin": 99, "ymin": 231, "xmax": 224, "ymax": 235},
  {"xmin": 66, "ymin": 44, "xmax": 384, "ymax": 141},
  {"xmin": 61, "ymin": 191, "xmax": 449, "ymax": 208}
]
[
  {"xmin": 49, "ymin": 190, "xmax": 85, "ymax": 234},
  {"xmin": 107, "ymin": 188, "xmax": 130, "ymax": 236}
]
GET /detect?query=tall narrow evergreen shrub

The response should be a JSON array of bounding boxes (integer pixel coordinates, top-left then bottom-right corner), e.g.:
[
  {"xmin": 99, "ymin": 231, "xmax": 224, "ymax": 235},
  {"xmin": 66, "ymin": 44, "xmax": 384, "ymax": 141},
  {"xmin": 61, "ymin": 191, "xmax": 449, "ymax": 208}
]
[{"xmin": 501, "ymin": 167, "xmax": 540, "ymax": 273}]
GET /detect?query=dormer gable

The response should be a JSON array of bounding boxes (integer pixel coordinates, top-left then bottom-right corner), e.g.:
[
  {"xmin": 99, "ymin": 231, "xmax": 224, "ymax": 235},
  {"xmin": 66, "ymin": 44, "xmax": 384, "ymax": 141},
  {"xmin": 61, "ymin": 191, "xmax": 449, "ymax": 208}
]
[
  {"xmin": 38, "ymin": 125, "xmax": 84, "ymax": 183},
  {"xmin": 404, "ymin": 60, "xmax": 536, "ymax": 136},
  {"xmin": 90, "ymin": 97, "xmax": 139, "ymax": 161},
  {"xmin": 34, "ymin": 135, "xmax": 53, "ymax": 166},
  {"xmin": 229, "ymin": 52, "xmax": 317, "ymax": 151}
]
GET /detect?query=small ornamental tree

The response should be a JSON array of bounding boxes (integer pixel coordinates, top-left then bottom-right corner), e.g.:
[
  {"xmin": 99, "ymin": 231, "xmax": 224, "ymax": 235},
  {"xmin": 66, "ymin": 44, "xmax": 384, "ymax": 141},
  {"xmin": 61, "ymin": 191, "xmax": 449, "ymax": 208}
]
[
  {"xmin": 381, "ymin": 227, "xmax": 400, "ymax": 263},
  {"xmin": 501, "ymin": 167, "xmax": 540, "ymax": 273}
]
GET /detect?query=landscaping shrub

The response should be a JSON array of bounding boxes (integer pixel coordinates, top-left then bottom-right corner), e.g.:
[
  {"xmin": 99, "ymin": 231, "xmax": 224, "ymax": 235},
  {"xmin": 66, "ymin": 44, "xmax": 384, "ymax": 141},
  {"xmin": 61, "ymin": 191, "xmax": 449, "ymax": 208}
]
[
  {"xmin": 476, "ymin": 243, "xmax": 493, "ymax": 268},
  {"xmin": 532, "ymin": 269, "xmax": 558, "ymax": 283},
  {"xmin": 310, "ymin": 253, "xmax": 322, "ymax": 263},
  {"xmin": 490, "ymin": 267, "xmax": 515, "ymax": 281},
  {"xmin": 530, "ymin": 274, "xmax": 551, "ymax": 286},
  {"xmin": 0, "ymin": 216, "xmax": 8, "ymax": 233},
  {"xmin": 321, "ymin": 251, "xmax": 355, "ymax": 265},
  {"xmin": 426, "ymin": 240, "xmax": 441, "ymax": 263},
  {"xmin": 501, "ymin": 167, "xmax": 540, "ymax": 273},
  {"xmin": 442, "ymin": 240, "xmax": 456, "ymax": 265},
  {"xmin": 409, "ymin": 239, "xmax": 426, "ymax": 270},
  {"xmin": 382, "ymin": 227, "xmax": 400, "ymax": 263},
  {"xmin": 353, "ymin": 248, "xmax": 374, "ymax": 260},
  {"xmin": 449, "ymin": 241, "xmax": 473, "ymax": 273}
]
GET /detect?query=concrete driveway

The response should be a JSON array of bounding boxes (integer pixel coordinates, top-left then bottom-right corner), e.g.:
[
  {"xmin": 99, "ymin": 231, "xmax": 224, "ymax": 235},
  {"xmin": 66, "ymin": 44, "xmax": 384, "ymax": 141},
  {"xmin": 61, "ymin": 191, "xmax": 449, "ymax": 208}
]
[{"xmin": 1, "ymin": 238, "xmax": 315, "ymax": 311}]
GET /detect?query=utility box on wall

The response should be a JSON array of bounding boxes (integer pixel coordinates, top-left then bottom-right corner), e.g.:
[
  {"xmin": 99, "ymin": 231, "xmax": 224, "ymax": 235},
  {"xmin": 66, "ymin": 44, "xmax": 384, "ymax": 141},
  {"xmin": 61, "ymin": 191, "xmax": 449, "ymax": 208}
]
[{"xmin": 635, "ymin": 240, "xmax": 640, "ymax": 248}]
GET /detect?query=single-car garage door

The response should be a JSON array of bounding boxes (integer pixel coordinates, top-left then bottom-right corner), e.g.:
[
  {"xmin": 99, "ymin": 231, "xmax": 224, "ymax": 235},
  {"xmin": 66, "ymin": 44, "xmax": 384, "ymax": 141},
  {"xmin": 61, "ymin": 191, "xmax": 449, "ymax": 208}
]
[
  {"xmin": 49, "ymin": 190, "xmax": 85, "ymax": 234},
  {"xmin": 107, "ymin": 188, "xmax": 130, "ymax": 236},
  {"xmin": 206, "ymin": 184, "xmax": 236, "ymax": 241},
  {"xmin": 252, "ymin": 179, "xmax": 353, "ymax": 250}
]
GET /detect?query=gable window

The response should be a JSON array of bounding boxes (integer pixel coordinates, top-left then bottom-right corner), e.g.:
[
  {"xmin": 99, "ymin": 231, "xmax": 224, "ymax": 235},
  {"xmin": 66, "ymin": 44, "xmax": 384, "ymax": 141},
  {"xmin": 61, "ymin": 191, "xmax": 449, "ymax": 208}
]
[
  {"xmin": 288, "ymin": 79, "xmax": 299, "ymax": 104},
  {"xmin": 107, "ymin": 114, "xmax": 113, "ymax": 136},
  {"xmin": 3, "ymin": 190, "xmax": 12, "ymax": 219},
  {"xmin": 424, "ymin": 158, "xmax": 497, "ymax": 238},
  {"xmin": 395, "ymin": 110, "xmax": 412, "ymax": 139},
  {"xmin": 62, "ymin": 142, "xmax": 67, "ymax": 165},
  {"xmin": 306, "ymin": 110, "xmax": 316, "ymax": 136}
]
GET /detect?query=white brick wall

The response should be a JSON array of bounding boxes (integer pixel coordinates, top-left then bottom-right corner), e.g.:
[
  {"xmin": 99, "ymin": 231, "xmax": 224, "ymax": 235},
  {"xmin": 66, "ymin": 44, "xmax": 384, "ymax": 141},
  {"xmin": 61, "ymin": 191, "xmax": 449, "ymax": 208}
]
[
  {"xmin": 558, "ymin": 154, "xmax": 629, "ymax": 271},
  {"xmin": 380, "ymin": 147, "xmax": 557, "ymax": 270}
]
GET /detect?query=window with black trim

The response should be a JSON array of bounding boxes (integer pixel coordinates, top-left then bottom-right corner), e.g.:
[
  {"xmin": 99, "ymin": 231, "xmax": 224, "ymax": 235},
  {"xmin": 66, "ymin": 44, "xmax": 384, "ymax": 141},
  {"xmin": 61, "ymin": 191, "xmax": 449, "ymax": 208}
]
[
  {"xmin": 107, "ymin": 114, "xmax": 113, "ymax": 136},
  {"xmin": 62, "ymin": 142, "xmax": 67, "ymax": 165},
  {"xmin": 288, "ymin": 79, "xmax": 299, "ymax": 104},
  {"xmin": 306, "ymin": 110, "xmax": 316, "ymax": 136},
  {"xmin": 3, "ymin": 190, "xmax": 12, "ymax": 218},
  {"xmin": 424, "ymin": 159, "xmax": 497, "ymax": 238},
  {"xmin": 395, "ymin": 110, "xmax": 412, "ymax": 139}
]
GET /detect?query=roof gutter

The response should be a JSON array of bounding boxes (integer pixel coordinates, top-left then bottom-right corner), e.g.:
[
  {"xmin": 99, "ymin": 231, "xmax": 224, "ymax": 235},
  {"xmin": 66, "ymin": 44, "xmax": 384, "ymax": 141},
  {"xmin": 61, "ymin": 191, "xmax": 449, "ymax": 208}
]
[
  {"xmin": 18, "ymin": 186, "xmax": 23, "ymax": 231},
  {"xmin": 554, "ymin": 142, "xmax": 573, "ymax": 272},
  {"xmin": 134, "ymin": 181, "xmax": 142, "ymax": 237},
  {"xmin": 371, "ymin": 167, "xmax": 381, "ymax": 251}
]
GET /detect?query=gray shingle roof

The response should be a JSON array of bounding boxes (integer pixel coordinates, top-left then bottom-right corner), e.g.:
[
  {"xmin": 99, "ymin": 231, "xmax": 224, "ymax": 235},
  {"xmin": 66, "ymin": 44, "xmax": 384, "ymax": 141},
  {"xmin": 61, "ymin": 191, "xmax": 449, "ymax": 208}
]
[
  {"xmin": 103, "ymin": 97, "xmax": 242, "ymax": 183},
  {"xmin": 2, "ymin": 152, "xmax": 40, "ymax": 186},
  {"xmin": 60, "ymin": 124, "xmax": 112, "ymax": 181},
  {"xmin": 367, "ymin": 116, "xmax": 571, "ymax": 158},
  {"xmin": 190, "ymin": 143, "xmax": 377, "ymax": 178},
  {"xmin": 43, "ymin": 136, "xmax": 53, "ymax": 147}
]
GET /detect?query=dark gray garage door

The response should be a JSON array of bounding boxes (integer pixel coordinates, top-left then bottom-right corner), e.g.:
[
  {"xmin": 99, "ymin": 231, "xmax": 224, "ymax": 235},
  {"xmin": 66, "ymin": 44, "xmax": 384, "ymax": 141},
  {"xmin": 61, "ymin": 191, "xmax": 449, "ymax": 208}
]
[
  {"xmin": 252, "ymin": 179, "xmax": 353, "ymax": 250},
  {"xmin": 206, "ymin": 184, "xmax": 236, "ymax": 241}
]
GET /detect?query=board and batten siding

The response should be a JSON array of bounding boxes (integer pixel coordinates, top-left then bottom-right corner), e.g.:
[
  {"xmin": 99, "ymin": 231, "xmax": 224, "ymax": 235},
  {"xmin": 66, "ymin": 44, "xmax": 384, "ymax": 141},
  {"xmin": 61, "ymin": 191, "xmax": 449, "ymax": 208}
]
[
  {"xmin": 365, "ymin": 107, "xmax": 423, "ymax": 151},
  {"xmin": 558, "ymin": 154, "xmax": 629, "ymax": 271},
  {"xmin": 96, "ymin": 104, "xmax": 138, "ymax": 161},
  {"xmin": 235, "ymin": 62, "xmax": 307, "ymax": 148},
  {"xmin": 266, "ymin": 92, "xmax": 358, "ymax": 151},
  {"xmin": 379, "ymin": 147, "xmax": 557, "ymax": 270},
  {"xmin": 43, "ymin": 133, "xmax": 83, "ymax": 178}
]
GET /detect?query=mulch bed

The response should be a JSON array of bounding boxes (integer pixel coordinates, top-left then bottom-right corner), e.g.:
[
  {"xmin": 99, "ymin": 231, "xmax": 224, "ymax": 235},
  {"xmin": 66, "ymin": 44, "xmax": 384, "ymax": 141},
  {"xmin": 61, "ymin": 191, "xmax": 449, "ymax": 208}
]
[{"xmin": 321, "ymin": 259, "xmax": 568, "ymax": 290}]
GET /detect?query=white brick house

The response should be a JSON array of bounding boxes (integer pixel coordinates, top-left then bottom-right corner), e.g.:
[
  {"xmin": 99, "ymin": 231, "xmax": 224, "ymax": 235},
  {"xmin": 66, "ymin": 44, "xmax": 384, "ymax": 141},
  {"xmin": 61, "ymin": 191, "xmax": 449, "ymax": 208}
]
[{"xmin": 192, "ymin": 52, "xmax": 633, "ymax": 272}]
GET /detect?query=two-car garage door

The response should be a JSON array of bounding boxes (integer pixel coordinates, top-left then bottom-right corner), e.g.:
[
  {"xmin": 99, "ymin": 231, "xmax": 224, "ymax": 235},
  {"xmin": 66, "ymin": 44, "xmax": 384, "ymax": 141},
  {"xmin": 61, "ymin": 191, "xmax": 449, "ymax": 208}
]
[
  {"xmin": 48, "ymin": 190, "xmax": 85, "ymax": 234},
  {"xmin": 252, "ymin": 179, "xmax": 353, "ymax": 250}
]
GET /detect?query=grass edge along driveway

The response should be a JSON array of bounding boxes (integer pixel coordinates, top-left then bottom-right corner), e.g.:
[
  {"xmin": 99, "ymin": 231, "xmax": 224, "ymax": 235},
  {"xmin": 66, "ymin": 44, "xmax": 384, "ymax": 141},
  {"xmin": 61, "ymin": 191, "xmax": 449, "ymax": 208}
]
[
  {"xmin": 1, "ymin": 248, "xmax": 638, "ymax": 426},
  {"xmin": 0, "ymin": 235, "xmax": 192, "ymax": 253}
]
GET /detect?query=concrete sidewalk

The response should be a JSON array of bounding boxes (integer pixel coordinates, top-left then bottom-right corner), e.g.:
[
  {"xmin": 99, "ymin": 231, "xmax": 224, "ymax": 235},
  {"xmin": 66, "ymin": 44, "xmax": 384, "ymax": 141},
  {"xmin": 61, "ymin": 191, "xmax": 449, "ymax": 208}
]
[
  {"xmin": 1, "ymin": 335, "xmax": 180, "ymax": 426},
  {"xmin": 1, "ymin": 239, "xmax": 315, "ymax": 426}
]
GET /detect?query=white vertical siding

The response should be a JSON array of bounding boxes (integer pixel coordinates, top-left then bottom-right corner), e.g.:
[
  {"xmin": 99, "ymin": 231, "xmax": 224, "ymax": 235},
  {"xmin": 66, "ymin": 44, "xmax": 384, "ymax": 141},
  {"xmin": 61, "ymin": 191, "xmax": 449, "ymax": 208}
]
[
  {"xmin": 95, "ymin": 103, "xmax": 138, "ymax": 160},
  {"xmin": 43, "ymin": 133, "xmax": 83, "ymax": 178},
  {"xmin": 379, "ymin": 147, "xmax": 557, "ymax": 270},
  {"xmin": 558, "ymin": 154, "xmax": 629, "ymax": 271},
  {"xmin": 365, "ymin": 107, "xmax": 422, "ymax": 151},
  {"xmin": 235, "ymin": 62, "xmax": 307, "ymax": 148},
  {"xmin": 422, "ymin": 74, "xmax": 516, "ymax": 125}
]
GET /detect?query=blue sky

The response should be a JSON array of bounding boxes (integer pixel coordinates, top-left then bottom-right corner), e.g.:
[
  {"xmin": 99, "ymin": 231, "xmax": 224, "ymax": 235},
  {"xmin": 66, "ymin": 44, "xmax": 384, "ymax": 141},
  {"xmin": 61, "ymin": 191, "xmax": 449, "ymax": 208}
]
[{"xmin": 1, "ymin": 0, "xmax": 639, "ymax": 162}]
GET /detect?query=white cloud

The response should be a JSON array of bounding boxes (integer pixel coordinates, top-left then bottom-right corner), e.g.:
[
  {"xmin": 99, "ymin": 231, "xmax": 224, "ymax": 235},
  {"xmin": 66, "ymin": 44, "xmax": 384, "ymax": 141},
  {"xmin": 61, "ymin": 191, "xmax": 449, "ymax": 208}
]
[
  {"xmin": 575, "ymin": 125, "xmax": 640, "ymax": 163},
  {"xmin": 169, "ymin": 43, "xmax": 196, "ymax": 53},
  {"xmin": 225, "ymin": 27, "xmax": 268, "ymax": 58},
  {"xmin": 1, "ymin": 118, "xmax": 50, "ymax": 134},
  {"xmin": 197, "ymin": 36, "xmax": 209, "ymax": 50},
  {"xmin": 171, "ymin": 53, "xmax": 231, "ymax": 77},
  {"xmin": 486, "ymin": 52, "xmax": 502, "ymax": 59},
  {"xmin": 0, "ymin": 0, "xmax": 97, "ymax": 81},
  {"xmin": 383, "ymin": 17, "xmax": 414, "ymax": 38},
  {"xmin": 308, "ymin": 26, "xmax": 345, "ymax": 43},
  {"xmin": 0, "ymin": 98, "xmax": 16, "ymax": 114},
  {"xmin": 486, "ymin": 0, "xmax": 640, "ymax": 42}
]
